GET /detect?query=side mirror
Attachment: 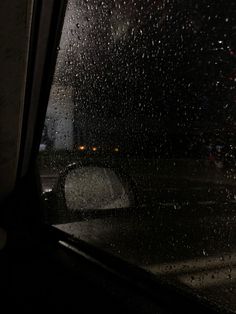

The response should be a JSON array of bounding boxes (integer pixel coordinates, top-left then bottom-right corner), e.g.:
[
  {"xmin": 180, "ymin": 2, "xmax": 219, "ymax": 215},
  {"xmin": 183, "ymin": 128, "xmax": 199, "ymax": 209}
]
[
  {"xmin": 43, "ymin": 163, "xmax": 135, "ymax": 224},
  {"xmin": 65, "ymin": 166, "xmax": 132, "ymax": 210}
]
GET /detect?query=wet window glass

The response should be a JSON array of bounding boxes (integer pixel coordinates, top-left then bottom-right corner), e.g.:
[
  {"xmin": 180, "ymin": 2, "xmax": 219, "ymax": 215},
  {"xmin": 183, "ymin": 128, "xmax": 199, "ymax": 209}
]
[{"xmin": 38, "ymin": 0, "xmax": 236, "ymax": 311}]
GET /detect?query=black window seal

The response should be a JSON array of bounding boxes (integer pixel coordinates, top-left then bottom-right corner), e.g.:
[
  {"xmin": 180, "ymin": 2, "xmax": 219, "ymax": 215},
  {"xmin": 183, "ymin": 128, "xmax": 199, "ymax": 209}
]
[{"xmin": 16, "ymin": 0, "xmax": 67, "ymax": 180}]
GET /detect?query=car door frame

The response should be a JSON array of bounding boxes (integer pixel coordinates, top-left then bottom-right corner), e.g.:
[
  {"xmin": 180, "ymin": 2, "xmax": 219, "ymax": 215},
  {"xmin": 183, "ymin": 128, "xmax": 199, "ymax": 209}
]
[{"xmin": 12, "ymin": 1, "xmax": 232, "ymax": 313}]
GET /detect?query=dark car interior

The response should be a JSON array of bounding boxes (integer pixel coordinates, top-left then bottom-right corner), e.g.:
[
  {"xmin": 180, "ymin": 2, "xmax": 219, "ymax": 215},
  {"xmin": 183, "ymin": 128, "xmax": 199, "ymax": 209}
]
[{"xmin": 0, "ymin": 1, "xmax": 235, "ymax": 313}]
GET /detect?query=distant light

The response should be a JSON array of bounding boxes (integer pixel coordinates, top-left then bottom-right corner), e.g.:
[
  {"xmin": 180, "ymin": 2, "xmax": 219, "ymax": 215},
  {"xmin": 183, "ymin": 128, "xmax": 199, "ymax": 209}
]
[
  {"xmin": 44, "ymin": 188, "xmax": 52, "ymax": 193},
  {"xmin": 114, "ymin": 147, "xmax": 119, "ymax": 152},
  {"xmin": 79, "ymin": 145, "xmax": 86, "ymax": 151},
  {"xmin": 92, "ymin": 147, "xmax": 97, "ymax": 151}
]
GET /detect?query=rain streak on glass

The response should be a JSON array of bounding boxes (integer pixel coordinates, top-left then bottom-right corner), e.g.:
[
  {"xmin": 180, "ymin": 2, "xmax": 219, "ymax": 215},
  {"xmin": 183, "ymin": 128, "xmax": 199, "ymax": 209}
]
[{"xmin": 38, "ymin": 0, "xmax": 236, "ymax": 312}]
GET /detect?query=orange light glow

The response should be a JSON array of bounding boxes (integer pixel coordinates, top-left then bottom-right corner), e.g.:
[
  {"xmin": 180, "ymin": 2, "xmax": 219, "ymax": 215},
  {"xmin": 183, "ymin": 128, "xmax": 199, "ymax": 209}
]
[{"xmin": 79, "ymin": 145, "xmax": 86, "ymax": 151}]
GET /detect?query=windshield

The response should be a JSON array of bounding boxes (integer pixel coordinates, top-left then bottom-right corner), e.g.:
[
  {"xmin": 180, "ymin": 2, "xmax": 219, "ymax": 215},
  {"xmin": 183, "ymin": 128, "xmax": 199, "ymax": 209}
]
[{"xmin": 38, "ymin": 0, "xmax": 236, "ymax": 311}]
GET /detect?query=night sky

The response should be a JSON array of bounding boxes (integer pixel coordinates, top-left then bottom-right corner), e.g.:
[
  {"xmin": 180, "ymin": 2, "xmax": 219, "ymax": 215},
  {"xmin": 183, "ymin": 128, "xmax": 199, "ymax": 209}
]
[{"xmin": 53, "ymin": 0, "xmax": 236, "ymax": 156}]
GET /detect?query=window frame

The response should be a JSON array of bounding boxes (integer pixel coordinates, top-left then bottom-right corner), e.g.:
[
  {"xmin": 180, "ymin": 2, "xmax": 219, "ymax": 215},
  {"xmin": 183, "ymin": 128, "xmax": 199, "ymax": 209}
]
[
  {"xmin": 16, "ymin": 1, "xmax": 233, "ymax": 313},
  {"xmin": 17, "ymin": 0, "xmax": 67, "ymax": 179}
]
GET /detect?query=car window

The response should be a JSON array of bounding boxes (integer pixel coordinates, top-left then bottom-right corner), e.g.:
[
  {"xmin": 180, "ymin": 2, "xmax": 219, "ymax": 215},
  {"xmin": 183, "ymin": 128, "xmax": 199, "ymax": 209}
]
[{"xmin": 38, "ymin": 0, "xmax": 236, "ymax": 311}]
